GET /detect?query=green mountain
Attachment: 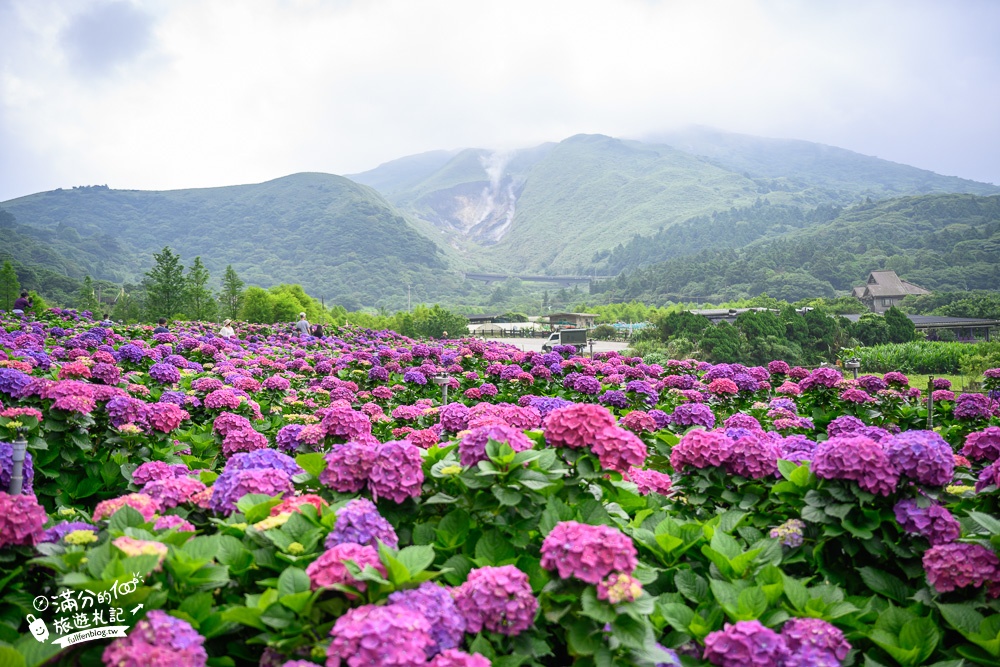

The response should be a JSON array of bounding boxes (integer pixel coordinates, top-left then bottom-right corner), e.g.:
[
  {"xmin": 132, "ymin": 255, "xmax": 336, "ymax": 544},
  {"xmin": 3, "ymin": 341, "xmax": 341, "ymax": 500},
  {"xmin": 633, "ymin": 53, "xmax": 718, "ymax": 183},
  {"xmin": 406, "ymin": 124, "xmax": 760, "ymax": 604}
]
[
  {"xmin": 593, "ymin": 194, "xmax": 1000, "ymax": 304},
  {"xmin": 0, "ymin": 174, "xmax": 465, "ymax": 310},
  {"xmin": 353, "ymin": 132, "xmax": 1000, "ymax": 275}
]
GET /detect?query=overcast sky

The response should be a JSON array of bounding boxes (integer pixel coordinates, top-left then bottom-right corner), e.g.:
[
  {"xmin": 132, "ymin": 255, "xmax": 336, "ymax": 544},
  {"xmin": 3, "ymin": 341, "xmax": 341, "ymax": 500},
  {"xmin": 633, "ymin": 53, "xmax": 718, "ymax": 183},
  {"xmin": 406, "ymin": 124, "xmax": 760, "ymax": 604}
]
[{"xmin": 1, "ymin": 0, "xmax": 998, "ymax": 202}]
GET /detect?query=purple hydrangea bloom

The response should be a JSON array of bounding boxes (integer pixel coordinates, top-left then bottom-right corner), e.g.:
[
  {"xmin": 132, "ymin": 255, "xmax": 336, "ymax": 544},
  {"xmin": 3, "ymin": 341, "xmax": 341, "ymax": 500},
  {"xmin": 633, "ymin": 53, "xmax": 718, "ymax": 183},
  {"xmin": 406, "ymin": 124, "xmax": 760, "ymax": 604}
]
[
  {"xmin": 275, "ymin": 424, "xmax": 305, "ymax": 453},
  {"xmin": 573, "ymin": 375, "xmax": 602, "ymax": 395},
  {"xmin": 321, "ymin": 441, "xmax": 377, "ymax": 493},
  {"xmin": 703, "ymin": 620, "xmax": 790, "ymax": 667},
  {"xmin": 403, "ymin": 369, "xmax": 427, "ymax": 385},
  {"xmin": 884, "ymin": 430, "xmax": 954, "ymax": 487},
  {"xmin": 519, "ymin": 395, "xmax": 573, "ymax": 418},
  {"xmin": 102, "ymin": 609, "xmax": 207, "ymax": 667},
  {"xmin": 148, "ymin": 362, "xmax": 182, "ymax": 384},
  {"xmin": 116, "ymin": 343, "xmax": 146, "ymax": 364},
  {"xmin": 812, "ymin": 435, "xmax": 898, "ymax": 496},
  {"xmin": 893, "ymin": 498, "xmax": 961, "ymax": 545},
  {"xmin": 826, "ymin": 415, "xmax": 865, "ymax": 438},
  {"xmin": 439, "ymin": 402, "xmax": 471, "ymax": 432},
  {"xmin": 798, "ymin": 367, "xmax": 844, "ymax": 391},
  {"xmin": 227, "ymin": 449, "xmax": 302, "ymax": 477},
  {"xmin": 41, "ymin": 521, "xmax": 98, "ymax": 544},
  {"xmin": 209, "ymin": 468, "xmax": 295, "ymax": 514},
  {"xmin": 388, "ymin": 582, "xmax": 466, "ymax": 655},
  {"xmin": 459, "ymin": 424, "xmax": 534, "ymax": 468},
  {"xmin": 105, "ymin": 396, "xmax": 149, "ymax": 428},
  {"xmin": 0, "ymin": 368, "xmax": 33, "ymax": 398},
  {"xmin": 955, "ymin": 393, "xmax": 993, "ymax": 420},
  {"xmin": 326, "ymin": 498, "xmax": 398, "ymax": 549},
  {"xmin": 781, "ymin": 618, "xmax": 850, "ymax": 667},
  {"xmin": 540, "ymin": 521, "xmax": 637, "ymax": 584},
  {"xmin": 453, "ymin": 565, "xmax": 537, "ymax": 636},
  {"xmin": 923, "ymin": 542, "xmax": 1000, "ymax": 593},
  {"xmin": 669, "ymin": 403, "xmax": 716, "ymax": 428},
  {"xmin": 726, "ymin": 434, "xmax": 779, "ymax": 479},
  {"xmin": 770, "ymin": 519, "xmax": 806, "ymax": 547},
  {"xmin": 976, "ymin": 460, "xmax": 1000, "ymax": 492},
  {"xmin": 369, "ymin": 440, "xmax": 424, "ymax": 503},
  {"xmin": 599, "ymin": 390, "xmax": 628, "ymax": 408}
]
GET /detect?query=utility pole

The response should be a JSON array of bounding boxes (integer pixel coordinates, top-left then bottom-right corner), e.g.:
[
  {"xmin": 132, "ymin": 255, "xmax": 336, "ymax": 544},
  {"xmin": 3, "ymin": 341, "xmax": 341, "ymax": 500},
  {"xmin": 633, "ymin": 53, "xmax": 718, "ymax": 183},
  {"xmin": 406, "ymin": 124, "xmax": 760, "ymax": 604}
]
[{"xmin": 407, "ymin": 284, "xmax": 411, "ymax": 311}]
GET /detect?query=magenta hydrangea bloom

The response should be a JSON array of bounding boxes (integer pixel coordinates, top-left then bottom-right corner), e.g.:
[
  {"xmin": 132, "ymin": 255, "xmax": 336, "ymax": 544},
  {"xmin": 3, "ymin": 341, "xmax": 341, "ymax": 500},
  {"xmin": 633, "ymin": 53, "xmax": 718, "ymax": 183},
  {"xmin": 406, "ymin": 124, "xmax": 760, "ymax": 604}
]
[
  {"xmin": 668, "ymin": 403, "xmax": 716, "ymax": 428},
  {"xmin": 543, "ymin": 403, "xmax": 617, "ymax": 450},
  {"xmin": 620, "ymin": 411, "xmax": 657, "ymax": 433},
  {"xmin": 430, "ymin": 650, "xmax": 492, "ymax": 667},
  {"xmin": 893, "ymin": 498, "xmax": 960, "ymax": 546},
  {"xmin": 326, "ymin": 498, "xmax": 398, "ymax": 549},
  {"xmin": 670, "ymin": 429, "xmax": 733, "ymax": 472},
  {"xmin": 884, "ymin": 430, "xmax": 954, "ymax": 487},
  {"xmin": 388, "ymin": 582, "xmax": 466, "ymax": 655},
  {"xmin": 369, "ymin": 440, "xmax": 424, "ymax": 503},
  {"xmin": 143, "ymin": 476, "xmax": 207, "ymax": 509},
  {"xmin": 132, "ymin": 461, "xmax": 189, "ymax": 485},
  {"xmin": 627, "ymin": 467, "xmax": 673, "ymax": 496},
  {"xmin": 212, "ymin": 411, "xmax": 252, "ymax": 437},
  {"xmin": 923, "ymin": 542, "xmax": 1000, "ymax": 593},
  {"xmin": 781, "ymin": 618, "xmax": 850, "ymax": 667},
  {"xmin": 955, "ymin": 393, "xmax": 992, "ymax": 420},
  {"xmin": 221, "ymin": 427, "xmax": 269, "ymax": 457},
  {"xmin": 0, "ymin": 492, "xmax": 48, "ymax": 548},
  {"xmin": 963, "ymin": 427, "xmax": 1000, "ymax": 462},
  {"xmin": 321, "ymin": 405, "xmax": 373, "ymax": 441},
  {"xmin": 101, "ymin": 610, "xmax": 207, "ymax": 667},
  {"xmin": 704, "ymin": 620, "xmax": 790, "ymax": 667},
  {"xmin": 321, "ymin": 441, "xmax": 376, "ymax": 493},
  {"xmin": 540, "ymin": 521, "xmax": 638, "ymax": 584},
  {"xmin": 812, "ymin": 436, "xmax": 898, "ymax": 496},
  {"xmin": 458, "ymin": 424, "xmax": 534, "ymax": 468},
  {"xmin": 725, "ymin": 434, "xmax": 779, "ymax": 479},
  {"xmin": 590, "ymin": 426, "xmax": 648, "ymax": 473},
  {"xmin": 976, "ymin": 460, "xmax": 1000, "ymax": 492},
  {"xmin": 439, "ymin": 402, "xmax": 471, "ymax": 432},
  {"xmin": 826, "ymin": 415, "xmax": 865, "ymax": 438},
  {"xmin": 453, "ymin": 565, "xmax": 537, "ymax": 636},
  {"xmin": 307, "ymin": 542, "xmax": 386, "ymax": 592},
  {"xmin": 327, "ymin": 604, "xmax": 432, "ymax": 667}
]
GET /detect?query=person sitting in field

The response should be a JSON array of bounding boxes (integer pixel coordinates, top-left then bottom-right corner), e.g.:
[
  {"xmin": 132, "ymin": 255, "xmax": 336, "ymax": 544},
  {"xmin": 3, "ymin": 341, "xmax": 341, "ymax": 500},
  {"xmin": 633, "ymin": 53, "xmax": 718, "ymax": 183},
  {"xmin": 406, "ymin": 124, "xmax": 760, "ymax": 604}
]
[
  {"xmin": 100, "ymin": 313, "xmax": 114, "ymax": 326},
  {"xmin": 153, "ymin": 318, "xmax": 169, "ymax": 334},
  {"xmin": 295, "ymin": 312, "xmax": 310, "ymax": 335},
  {"xmin": 219, "ymin": 319, "xmax": 236, "ymax": 338},
  {"xmin": 311, "ymin": 323, "xmax": 324, "ymax": 338},
  {"xmin": 12, "ymin": 291, "xmax": 32, "ymax": 315}
]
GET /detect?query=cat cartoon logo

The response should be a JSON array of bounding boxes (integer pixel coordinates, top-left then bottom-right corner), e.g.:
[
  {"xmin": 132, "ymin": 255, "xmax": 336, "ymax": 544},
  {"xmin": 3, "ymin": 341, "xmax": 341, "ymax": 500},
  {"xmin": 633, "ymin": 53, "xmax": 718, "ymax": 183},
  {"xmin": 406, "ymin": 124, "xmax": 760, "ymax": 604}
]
[{"xmin": 27, "ymin": 614, "xmax": 49, "ymax": 643}]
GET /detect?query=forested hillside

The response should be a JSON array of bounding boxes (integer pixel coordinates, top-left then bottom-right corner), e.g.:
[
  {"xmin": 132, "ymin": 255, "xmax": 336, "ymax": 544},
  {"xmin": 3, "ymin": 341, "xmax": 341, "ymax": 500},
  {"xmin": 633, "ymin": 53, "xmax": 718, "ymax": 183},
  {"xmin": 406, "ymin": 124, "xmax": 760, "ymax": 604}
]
[
  {"xmin": 1, "ymin": 175, "xmax": 468, "ymax": 310},
  {"xmin": 594, "ymin": 194, "xmax": 1000, "ymax": 304}
]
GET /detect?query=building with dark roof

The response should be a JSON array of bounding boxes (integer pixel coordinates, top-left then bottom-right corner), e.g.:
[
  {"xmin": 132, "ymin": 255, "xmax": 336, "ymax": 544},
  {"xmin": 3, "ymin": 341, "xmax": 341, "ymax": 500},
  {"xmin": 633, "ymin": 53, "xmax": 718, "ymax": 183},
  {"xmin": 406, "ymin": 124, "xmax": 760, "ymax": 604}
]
[{"xmin": 853, "ymin": 270, "xmax": 930, "ymax": 313}]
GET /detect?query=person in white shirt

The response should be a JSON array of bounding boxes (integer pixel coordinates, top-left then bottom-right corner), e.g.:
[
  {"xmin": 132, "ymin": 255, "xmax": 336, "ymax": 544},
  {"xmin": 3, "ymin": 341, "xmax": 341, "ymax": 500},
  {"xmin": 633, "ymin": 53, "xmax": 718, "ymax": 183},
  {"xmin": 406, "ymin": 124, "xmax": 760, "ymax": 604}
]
[
  {"xmin": 219, "ymin": 319, "xmax": 236, "ymax": 338},
  {"xmin": 295, "ymin": 312, "xmax": 310, "ymax": 335}
]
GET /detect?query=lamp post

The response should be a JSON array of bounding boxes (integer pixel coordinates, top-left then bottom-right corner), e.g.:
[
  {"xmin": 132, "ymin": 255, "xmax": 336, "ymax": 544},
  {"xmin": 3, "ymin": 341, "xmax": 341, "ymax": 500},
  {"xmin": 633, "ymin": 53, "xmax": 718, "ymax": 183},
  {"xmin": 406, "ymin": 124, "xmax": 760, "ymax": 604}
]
[
  {"xmin": 9, "ymin": 434, "xmax": 28, "ymax": 495},
  {"xmin": 431, "ymin": 373, "xmax": 451, "ymax": 405},
  {"xmin": 844, "ymin": 358, "xmax": 861, "ymax": 380}
]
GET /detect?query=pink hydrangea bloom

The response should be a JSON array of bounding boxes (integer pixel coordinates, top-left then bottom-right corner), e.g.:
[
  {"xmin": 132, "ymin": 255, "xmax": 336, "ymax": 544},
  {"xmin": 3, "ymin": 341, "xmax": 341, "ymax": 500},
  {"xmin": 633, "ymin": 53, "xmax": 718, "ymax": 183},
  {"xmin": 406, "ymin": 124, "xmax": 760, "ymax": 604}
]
[
  {"xmin": 93, "ymin": 493, "xmax": 160, "ymax": 522},
  {"xmin": 306, "ymin": 543, "xmax": 385, "ymax": 593},
  {"xmin": 430, "ymin": 650, "xmax": 491, "ymax": 667},
  {"xmin": 326, "ymin": 604, "xmax": 432, "ymax": 667},
  {"xmin": 320, "ymin": 441, "xmax": 377, "ymax": 493},
  {"xmin": 102, "ymin": 610, "xmax": 207, "ymax": 667},
  {"xmin": 142, "ymin": 476, "xmax": 207, "ymax": 509},
  {"xmin": 540, "ymin": 521, "xmax": 638, "ymax": 584},
  {"xmin": 963, "ymin": 427, "xmax": 1000, "ymax": 462},
  {"xmin": 923, "ymin": 542, "xmax": 1000, "ymax": 593},
  {"xmin": 597, "ymin": 572, "xmax": 643, "ymax": 604},
  {"xmin": 704, "ymin": 620, "xmax": 790, "ymax": 667},
  {"xmin": 627, "ymin": 467, "xmax": 673, "ymax": 495},
  {"xmin": 543, "ymin": 403, "xmax": 617, "ymax": 449},
  {"xmin": 222, "ymin": 427, "xmax": 269, "ymax": 457},
  {"xmin": 670, "ymin": 429, "xmax": 733, "ymax": 472},
  {"xmin": 620, "ymin": 411, "xmax": 657, "ymax": 433},
  {"xmin": 812, "ymin": 435, "xmax": 898, "ymax": 497},
  {"xmin": 369, "ymin": 440, "xmax": 424, "ymax": 503},
  {"xmin": 590, "ymin": 426, "xmax": 648, "ymax": 473},
  {"xmin": 458, "ymin": 424, "xmax": 534, "ymax": 467}
]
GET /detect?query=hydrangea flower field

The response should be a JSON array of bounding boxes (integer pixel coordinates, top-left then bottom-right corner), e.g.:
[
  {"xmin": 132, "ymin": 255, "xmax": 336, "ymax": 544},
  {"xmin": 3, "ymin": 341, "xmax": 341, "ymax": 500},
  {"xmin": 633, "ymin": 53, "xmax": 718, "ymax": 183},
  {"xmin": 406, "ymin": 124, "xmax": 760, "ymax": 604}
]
[{"xmin": 2, "ymin": 309, "xmax": 1000, "ymax": 667}]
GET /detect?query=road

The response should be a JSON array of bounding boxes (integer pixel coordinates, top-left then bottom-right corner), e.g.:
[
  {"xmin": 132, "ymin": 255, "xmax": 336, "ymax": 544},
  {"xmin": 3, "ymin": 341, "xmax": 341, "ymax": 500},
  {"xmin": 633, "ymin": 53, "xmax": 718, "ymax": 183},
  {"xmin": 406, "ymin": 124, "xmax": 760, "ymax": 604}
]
[{"xmin": 477, "ymin": 336, "xmax": 632, "ymax": 354}]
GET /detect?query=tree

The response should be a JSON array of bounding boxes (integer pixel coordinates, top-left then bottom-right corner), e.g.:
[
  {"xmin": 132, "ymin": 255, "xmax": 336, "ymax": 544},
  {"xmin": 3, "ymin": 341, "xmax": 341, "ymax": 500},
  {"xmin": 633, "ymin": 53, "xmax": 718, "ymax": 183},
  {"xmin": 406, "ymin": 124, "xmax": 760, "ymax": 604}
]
[
  {"xmin": 219, "ymin": 265, "xmax": 245, "ymax": 320},
  {"xmin": 145, "ymin": 247, "xmax": 186, "ymax": 319},
  {"xmin": 884, "ymin": 306, "xmax": 916, "ymax": 343},
  {"xmin": 0, "ymin": 260, "xmax": 19, "ymax": 310},
  {"xmin": 240, "ymin": 286, "xmax": 274, "ymax": 323},
  {"xmin": 735, "ymin": 309, "xmax": 785, "ymax": 340},
  {"xmin": 77, "ymin": 276, "xmax": 101, "ymax": 314},
  {"xmin": 111, "ymin": 287, "xmax": 143, "ymax": 323},
  {"xmin": 185, "ymin": 257, "xmax": 217, "ymax": 321},
  {"xmin": 699, "ymin": 322, "xmax": 745, "ymax": 363},
  {"xmin": 853, "ymin": 313, "xmax": 891, "ymax": 346}
]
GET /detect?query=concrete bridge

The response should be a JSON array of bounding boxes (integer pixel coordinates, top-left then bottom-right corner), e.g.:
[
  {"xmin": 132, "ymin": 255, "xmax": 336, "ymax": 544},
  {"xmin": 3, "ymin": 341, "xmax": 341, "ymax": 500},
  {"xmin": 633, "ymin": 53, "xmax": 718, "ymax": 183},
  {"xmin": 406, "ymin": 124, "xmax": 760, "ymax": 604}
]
[{"xmin": 464, "ymin": 272, "xmax": 616, "ymax": 287}]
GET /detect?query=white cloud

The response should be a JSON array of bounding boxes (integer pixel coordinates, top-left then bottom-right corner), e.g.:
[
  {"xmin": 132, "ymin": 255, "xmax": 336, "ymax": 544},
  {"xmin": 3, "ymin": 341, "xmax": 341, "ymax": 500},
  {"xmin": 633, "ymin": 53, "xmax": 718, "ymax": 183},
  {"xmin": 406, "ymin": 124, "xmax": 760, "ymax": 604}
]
[{"xmin": 1, "ymin": 0, "xmax": 998, "ymax": 201}]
